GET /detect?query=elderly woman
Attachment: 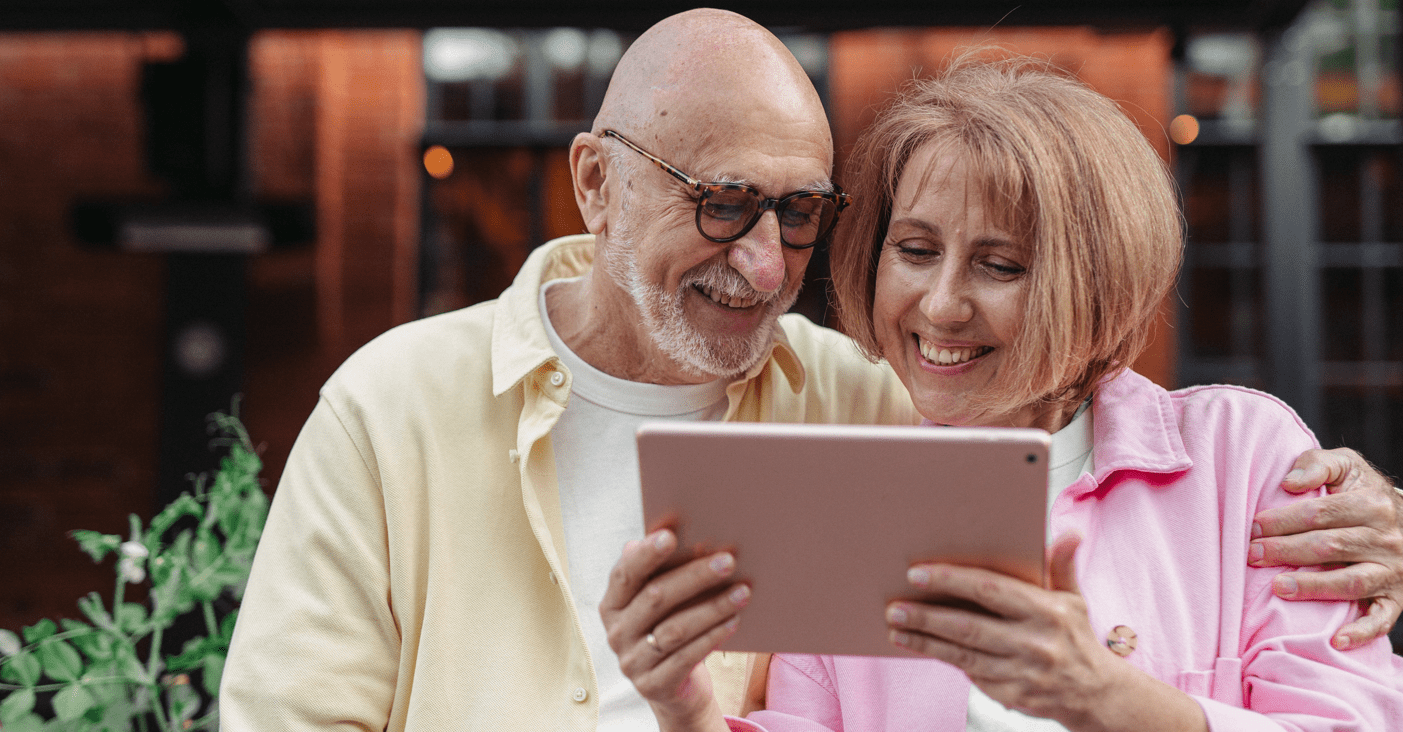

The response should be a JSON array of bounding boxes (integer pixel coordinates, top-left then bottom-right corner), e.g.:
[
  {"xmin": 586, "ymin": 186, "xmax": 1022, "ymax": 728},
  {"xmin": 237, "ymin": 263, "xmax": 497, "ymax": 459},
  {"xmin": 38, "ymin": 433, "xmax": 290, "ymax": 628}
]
[{"xmin": 603, "ymin": 56, "xmax": 1403, "ymax": 731}]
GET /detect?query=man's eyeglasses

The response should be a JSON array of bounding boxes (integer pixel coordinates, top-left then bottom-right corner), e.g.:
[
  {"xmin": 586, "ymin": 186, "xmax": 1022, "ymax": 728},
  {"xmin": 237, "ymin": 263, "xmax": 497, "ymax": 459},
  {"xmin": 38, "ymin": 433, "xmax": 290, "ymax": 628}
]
[{"xmin": 602, "ymin": 129, "xmax": 851, "ymax": 250}]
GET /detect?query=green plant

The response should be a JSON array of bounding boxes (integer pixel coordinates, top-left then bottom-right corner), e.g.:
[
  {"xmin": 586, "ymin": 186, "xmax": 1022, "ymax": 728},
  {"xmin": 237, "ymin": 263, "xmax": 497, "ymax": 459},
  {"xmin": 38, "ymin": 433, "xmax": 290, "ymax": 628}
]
[{"xmin": 0, "ymin": 408, "xmax": 267, "ymax": 732}]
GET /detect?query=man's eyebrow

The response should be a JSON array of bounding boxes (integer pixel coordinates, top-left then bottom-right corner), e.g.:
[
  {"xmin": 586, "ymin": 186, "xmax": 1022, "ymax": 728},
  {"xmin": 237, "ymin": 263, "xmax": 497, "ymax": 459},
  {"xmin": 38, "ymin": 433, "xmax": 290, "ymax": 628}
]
[{"xmin": 709, "ymin": 173, "xmax": 835, "ymax": 194}]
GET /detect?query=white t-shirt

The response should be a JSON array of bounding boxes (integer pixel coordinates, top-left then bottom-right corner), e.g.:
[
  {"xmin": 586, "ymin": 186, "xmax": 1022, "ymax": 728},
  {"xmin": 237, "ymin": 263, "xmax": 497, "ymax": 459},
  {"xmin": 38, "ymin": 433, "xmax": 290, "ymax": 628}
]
[
  {"xmin": 967, "ymin": 400, "xmax": 1094, "ymax": 732},
  {"xmin": 541, "ymin": 279, "xmax": 728, "ymax": 732}
]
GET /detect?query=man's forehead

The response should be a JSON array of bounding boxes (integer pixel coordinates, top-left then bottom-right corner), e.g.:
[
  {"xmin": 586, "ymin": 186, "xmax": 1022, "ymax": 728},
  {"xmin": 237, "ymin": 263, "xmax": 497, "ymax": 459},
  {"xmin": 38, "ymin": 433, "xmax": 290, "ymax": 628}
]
[{"xmin": 660, "ymin": 125, "xmax": 833, "ymax": 190}]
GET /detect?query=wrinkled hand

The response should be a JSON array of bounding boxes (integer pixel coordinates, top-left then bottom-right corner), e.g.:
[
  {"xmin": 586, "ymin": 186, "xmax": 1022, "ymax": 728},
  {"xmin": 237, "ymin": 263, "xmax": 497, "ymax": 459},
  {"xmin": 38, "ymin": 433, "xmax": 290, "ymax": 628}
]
[
  {"xmin": 599, "ymin": 529, "xmax": 748, "ymax": 731},
  {"xmin": 1250, "ymin": 447, "xmax": 1403, "ymax": 649},
  {"xmin": 886, "ymin": 536, "xmax": 1206, "ymax": 732},
  {"xmin": 885, "ymin": 536, "xmax": 1117, "ymax": 724}
]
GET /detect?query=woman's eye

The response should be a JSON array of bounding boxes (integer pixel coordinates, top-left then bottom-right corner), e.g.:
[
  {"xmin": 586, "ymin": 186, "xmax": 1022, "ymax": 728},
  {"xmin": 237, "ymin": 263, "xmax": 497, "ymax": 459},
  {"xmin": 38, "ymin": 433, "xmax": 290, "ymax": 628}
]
[
  {"xmin": 984, "ymin": 260, "xmax": 1025, "ymax": 278},
  {"xmin": 891, "ymin": 243, "xmax": 937, "ymax": 260}
]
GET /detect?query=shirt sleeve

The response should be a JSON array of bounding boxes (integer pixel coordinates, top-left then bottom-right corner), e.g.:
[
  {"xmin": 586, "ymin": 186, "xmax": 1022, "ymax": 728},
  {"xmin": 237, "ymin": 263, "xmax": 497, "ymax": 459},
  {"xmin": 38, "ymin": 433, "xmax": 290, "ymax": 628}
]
[
  {"xmin": 1191, "ymin": 390, "xmax": 1403, "ymax": 731},
  {"xmin": 220, "ymin": 396, "xmax": 399, "ymax": 730},
  {"xmin": 1193, "ymin": 557, "xmax": 1403, "ymax": 730}
]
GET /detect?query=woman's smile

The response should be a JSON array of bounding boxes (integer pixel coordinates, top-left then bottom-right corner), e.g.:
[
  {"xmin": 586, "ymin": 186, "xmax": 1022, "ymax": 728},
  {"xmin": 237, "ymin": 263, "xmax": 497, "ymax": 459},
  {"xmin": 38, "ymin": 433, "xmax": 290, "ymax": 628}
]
[{"xmin": 914, "ymin": 335, "xmax": 993, "ymax": 368}]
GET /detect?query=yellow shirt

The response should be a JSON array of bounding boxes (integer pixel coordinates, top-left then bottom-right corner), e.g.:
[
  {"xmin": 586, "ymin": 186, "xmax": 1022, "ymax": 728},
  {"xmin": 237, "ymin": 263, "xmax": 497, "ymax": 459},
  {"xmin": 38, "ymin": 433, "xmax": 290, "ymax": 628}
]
[{"xmin": 220, "ymin": 234, "xmax": 918, "ymax": 731}]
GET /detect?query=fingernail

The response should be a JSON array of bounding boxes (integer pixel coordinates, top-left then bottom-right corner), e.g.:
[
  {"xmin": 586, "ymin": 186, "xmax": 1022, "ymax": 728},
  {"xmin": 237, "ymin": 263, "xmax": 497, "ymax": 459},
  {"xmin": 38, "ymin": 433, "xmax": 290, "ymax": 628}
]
[
  {"xmin": 1332, "ymin": 634, "xmax": 1350, "ymax": 650},
  {"xmin": 1250, "ymin": 522, "xmax": 1262, "ymax": 539},
  {"xmin": 1284, "ymin": 468, "xmax": 1305, "ymax": 484},
  {"xmin": 729, "ymin": 584, "xmax": 751, "ymax": 606},
  {"xmin": 710, "ymin": 553, "xmax": 735, "ymax": 576},
  {"xmin": 890, "ymin": 630, "xmax": 912, "ymax": 648},
  {"xmin": 651, "ymin": 531, "xmax": 671, "ymax": 550},
  {"xmin": 1247, "ymin": 543, "xmax": 1263, "ymax": 564},
  {"xmin": 624, "ymin": 539, "xmax": 640, "ymax": 553},
  {"xmin": 907, "ymin": 568, "xmax": 930, "ymax": 588},
  {"xmin": 724, "ymin": 617, "xmax": 740, "ymax": 632},
  {"xmin": 887, "ymin": 605, "xmax": 908, "ymax": 625},
  {"xmin": 1274, "ymin": 575, "xmax": 1298, "ymax": 598}
]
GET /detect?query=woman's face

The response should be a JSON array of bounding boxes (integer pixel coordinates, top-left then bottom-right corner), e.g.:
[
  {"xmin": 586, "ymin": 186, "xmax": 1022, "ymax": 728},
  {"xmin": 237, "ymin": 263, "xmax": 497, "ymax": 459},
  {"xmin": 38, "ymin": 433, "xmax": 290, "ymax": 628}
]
[{"xmin": 873, "ymin": 145, "xmax": 1054, "ymax": 430}]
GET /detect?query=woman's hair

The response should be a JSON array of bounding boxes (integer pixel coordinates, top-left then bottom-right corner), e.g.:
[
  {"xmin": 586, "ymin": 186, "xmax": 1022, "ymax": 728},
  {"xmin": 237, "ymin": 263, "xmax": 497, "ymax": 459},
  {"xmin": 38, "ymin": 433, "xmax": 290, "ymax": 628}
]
[{"xmin": 830, "ymin": 52, "xmax": 1183, "ymax": 417}]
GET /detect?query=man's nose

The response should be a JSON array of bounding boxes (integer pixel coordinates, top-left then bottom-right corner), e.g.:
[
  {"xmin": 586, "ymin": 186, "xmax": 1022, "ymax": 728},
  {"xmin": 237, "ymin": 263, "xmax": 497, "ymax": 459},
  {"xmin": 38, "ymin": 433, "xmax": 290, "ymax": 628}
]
[{"xmin": 727, "ymin": 211, "xmax": 786, "ymax": 294}]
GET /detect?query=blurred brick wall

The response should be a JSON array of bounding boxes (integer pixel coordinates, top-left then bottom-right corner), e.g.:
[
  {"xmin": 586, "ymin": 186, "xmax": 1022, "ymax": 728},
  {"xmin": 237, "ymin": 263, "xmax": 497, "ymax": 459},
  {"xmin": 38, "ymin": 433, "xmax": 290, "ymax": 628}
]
[
  {"xmin": 243, "ymin": 30, "xmax": 423, "ymax": 490},
  {"xmin": 0, "ymin": 30, "xmax": 422, "ymax": 631},
  {"xmin": 0, "ymin": 33, "xmax": 173, "ymax": 631}
]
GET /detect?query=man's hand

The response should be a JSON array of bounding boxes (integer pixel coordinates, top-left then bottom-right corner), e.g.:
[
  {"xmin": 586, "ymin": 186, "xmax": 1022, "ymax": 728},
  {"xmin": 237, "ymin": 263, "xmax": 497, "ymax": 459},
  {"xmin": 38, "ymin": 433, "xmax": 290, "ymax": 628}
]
[
  {"xmin": 598, "ymin": 530, "xmax": 746, "ymax": 732},
  {"xmin": 1250, "ymin": 447, "xmax": 1403, "ymax": 650}
]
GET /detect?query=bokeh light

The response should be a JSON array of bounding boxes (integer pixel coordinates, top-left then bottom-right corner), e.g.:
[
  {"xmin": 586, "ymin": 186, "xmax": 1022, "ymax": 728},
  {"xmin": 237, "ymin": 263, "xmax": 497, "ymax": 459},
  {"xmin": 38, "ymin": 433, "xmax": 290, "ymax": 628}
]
[
  {"xmin": 423, "ymin": 145, "xmax": 454, "ymax": 179},
  {"xmin": 1169, "ymin": 114, "xmax": 1200, "ymax": 145}
]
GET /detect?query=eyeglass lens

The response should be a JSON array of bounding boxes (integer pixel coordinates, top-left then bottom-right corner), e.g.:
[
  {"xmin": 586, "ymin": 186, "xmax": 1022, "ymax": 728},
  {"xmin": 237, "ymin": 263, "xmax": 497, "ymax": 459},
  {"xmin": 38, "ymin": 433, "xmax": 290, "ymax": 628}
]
[{"xmin": 699, "ymin": 188, "xmax": 838, "ymax": 247}]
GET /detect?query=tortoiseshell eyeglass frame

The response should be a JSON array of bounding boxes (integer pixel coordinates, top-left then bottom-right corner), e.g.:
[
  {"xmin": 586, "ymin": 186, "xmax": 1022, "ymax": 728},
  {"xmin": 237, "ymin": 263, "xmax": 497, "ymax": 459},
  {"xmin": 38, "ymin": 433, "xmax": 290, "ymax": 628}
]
[{"xmin": 601, "ymin": 129, "xmax": 852, "ymax": 250}]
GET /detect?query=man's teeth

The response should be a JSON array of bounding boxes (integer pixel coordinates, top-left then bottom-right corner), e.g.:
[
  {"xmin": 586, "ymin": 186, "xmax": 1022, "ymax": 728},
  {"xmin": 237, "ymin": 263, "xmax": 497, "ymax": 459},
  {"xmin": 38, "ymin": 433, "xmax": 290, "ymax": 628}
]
[
  {"xmin": 699, "ymin": 284, "xmax": 760, "ymax": 309},
  {"xmin": 917, "ymin": 338, "xmax": 987, "ymax": 365}
]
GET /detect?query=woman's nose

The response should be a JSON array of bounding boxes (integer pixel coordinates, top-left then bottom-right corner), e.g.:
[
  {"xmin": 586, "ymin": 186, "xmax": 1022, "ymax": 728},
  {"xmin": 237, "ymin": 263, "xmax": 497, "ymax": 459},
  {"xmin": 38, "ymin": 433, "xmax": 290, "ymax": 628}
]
[{"xmin": 920, "ymin": 268, "xmax": 974, "ymax": 324}]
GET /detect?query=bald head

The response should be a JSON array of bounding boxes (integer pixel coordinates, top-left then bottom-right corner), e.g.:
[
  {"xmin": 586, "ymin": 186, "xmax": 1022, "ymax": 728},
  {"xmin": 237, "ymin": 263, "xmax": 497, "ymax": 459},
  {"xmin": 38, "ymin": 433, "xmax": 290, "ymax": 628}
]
[
  {"xmin": 595, "ymin": 9, "xmax": 832, "ymax": 167},
  {"xmin": 557, "ymin": 9, "xmax": 839, "ymax": 384}
]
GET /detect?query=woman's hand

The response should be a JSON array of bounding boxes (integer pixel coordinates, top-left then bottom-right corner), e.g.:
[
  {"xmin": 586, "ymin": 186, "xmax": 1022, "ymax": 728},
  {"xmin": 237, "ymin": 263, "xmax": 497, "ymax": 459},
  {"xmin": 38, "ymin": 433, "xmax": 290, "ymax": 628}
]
[
  {"xmin": 885, "ymin": 535, "xmax": 1206, "ymax": 732},
  {"xmin": 1250, "ymin": 446, "xmax": 1403, "ymax": 649},
  {"xmin": 598, "ymin": 529, "xmax": 749, "ymax": 732}
]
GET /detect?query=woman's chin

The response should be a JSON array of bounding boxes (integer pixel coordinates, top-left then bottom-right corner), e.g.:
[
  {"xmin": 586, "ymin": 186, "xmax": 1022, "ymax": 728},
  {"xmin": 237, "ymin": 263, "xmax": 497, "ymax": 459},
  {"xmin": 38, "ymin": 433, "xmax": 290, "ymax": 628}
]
[{"xmin": 911, "ymin": 398, "xmax": 974, "ymax": 427}]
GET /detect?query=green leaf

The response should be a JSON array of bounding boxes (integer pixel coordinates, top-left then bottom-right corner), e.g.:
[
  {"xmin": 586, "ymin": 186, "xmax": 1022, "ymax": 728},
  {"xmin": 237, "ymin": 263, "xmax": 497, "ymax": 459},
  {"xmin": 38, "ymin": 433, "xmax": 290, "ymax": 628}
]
[
  {"xmin": 168, "ymin": 680, "xmax": 200, "ymax": 722},
  {"xmin": 149, "ymin": 496, "xmax": 202, "ymax": 543},
  {"xmin": 66, "ymin": 624, "xmax": 114, "ymax": 663},
  {"xmin": 91, "ymin": 695, "xmax": 135, "ymax": 732},
  {"xmin": 77, "ymin": 593, "xmax": 115, "ymax": 631},
  {"xmin": 37, "ymin": 639, "xmax": 84, "ymax": 682},
  {"xmin": 192, "ymin": 530, "xmax": 219, "ymax": 572},
  {"xmin": 202, "ymin": 651, "xmax": 225, "ymax": 696},
  {"xmin": 219, "ymin": 610, "xmax": 238, "ymax": 642},
  {"xmin": 115, "ymin": 603, "xmax": 148, "ymax": 635},
  {"xmin": 166, "ymin": 637, "xmax": 216, "ymax": 672},
  {"xmin": 2, "ymin": 712, "xmax": 45, "ymax": 732},
  {"xmin": 21, "ymin": 619, "xmax": 56, "ymax": 645},
  {"xmin": 69, "ymin": 530, "xmax": 122, "ymax": 563},
  {"xmin": 0, "ymin": 687, "xmax": 36, "ymax": 724},
  {"xmin": 58, "ymin": 619, "xmax": 90, "ymax": 635},
  {"xmin": 2, "ymin": 650, "xmax": 42, "ymax": 686},
  {"xmin": 115, "ymin": 647, "xmax": 147, "ymax": 683},
  {"xmin": 52, "ymin": 682, "xmax": 96, "ymax": 722}
]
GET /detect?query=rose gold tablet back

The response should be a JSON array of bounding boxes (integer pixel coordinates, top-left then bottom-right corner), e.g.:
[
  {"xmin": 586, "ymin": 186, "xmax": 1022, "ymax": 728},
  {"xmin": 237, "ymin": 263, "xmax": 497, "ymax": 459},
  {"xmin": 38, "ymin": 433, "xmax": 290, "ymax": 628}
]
[{"xmin": 637, "ymin": 421, "xmax": 1050, "ymax": 658}]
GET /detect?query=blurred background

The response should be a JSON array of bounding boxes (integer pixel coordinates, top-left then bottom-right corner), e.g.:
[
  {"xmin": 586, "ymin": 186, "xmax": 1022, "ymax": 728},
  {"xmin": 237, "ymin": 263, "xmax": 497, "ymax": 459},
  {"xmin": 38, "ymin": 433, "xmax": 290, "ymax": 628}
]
[{"xmin": 1, "ymin": 0, "xmax": 1399, "ymax": 652}]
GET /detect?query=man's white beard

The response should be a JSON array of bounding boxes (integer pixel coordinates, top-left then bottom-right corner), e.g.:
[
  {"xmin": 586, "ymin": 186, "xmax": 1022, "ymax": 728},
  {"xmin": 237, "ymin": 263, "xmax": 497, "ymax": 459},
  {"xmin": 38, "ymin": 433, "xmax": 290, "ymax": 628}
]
[{"xmin": 604, "ymin": 216, "xmax": 802, "ymax": 380}]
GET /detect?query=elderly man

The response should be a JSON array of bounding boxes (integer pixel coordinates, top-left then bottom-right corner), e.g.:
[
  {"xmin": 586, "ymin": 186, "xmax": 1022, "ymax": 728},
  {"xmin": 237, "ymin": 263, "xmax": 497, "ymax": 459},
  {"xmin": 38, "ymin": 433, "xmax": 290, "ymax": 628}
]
[{"xmin": 220, "ymin": 9, "xmax": 1403, "ymax": 731}]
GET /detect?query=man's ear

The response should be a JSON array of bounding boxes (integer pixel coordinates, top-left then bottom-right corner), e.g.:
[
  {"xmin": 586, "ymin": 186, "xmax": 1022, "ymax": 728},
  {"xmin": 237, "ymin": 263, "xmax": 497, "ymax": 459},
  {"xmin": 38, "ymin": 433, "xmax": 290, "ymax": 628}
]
[{"xmin": 570, "ymin": 132, "xmax": 609, "ymax": 234}]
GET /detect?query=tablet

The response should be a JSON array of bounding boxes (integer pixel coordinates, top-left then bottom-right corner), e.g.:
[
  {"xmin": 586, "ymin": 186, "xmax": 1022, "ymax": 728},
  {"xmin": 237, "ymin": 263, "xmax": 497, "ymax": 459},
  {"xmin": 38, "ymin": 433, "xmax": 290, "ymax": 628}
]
[{"xmin": 637, "ymin": 421, "xmax": 1049, "ymax": 658}]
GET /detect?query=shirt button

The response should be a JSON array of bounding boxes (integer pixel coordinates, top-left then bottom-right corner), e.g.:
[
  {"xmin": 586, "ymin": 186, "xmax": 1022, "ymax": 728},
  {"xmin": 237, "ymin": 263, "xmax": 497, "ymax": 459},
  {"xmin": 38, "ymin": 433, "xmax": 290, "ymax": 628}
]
[
  {"xmin": 1106, "ymin": 625, "xmax": 1138, "ymax": 657},
  {"xmin": 549, "ymin": 371, "xmax": 565, "ymax": 387},
  {"xmin": 572, "ymin": 687, "xmax": 588, "ymax": 703},
  {"xmin": 507, "ymin": 449, "xmax": 520, "ymax": 463}
]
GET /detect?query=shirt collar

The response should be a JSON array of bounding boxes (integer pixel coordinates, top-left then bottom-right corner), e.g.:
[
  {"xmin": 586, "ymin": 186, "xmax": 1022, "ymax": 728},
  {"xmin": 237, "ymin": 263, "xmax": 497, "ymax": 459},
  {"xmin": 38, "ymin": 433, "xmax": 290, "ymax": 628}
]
[
  {"xmin": 1088, "ymin": 368, "xmax": 1192, "ymax": 482},
  {"xmin": 491, "ymin": 234, "xmax": 807, "ymax": 397}
]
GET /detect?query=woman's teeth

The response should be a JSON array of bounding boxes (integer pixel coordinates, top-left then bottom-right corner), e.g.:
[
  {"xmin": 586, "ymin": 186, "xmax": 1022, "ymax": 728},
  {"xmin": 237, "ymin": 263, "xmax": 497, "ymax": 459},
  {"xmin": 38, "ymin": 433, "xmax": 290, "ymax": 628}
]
[
  {"xmin": 917, "ymin": 338, "xmax": 989, "ymax": 365},
  {"xmin": 698, "ymin": 284, "xmax": 760, "ymax": 309}
]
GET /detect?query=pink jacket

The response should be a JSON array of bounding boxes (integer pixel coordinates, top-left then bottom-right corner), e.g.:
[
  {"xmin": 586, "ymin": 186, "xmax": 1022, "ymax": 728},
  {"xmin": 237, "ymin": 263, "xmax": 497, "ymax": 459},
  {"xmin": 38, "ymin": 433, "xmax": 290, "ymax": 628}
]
[{"xmin": 730, "ymin": 370, "xmax": 1403, "ymax": 731}]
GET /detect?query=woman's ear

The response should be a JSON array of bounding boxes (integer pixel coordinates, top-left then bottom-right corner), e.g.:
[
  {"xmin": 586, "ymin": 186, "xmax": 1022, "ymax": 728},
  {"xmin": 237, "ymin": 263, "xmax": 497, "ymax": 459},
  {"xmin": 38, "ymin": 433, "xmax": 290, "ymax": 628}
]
[{"xmin": 570, "ymin": 132, "xmax": 609, "ymax": 234}]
